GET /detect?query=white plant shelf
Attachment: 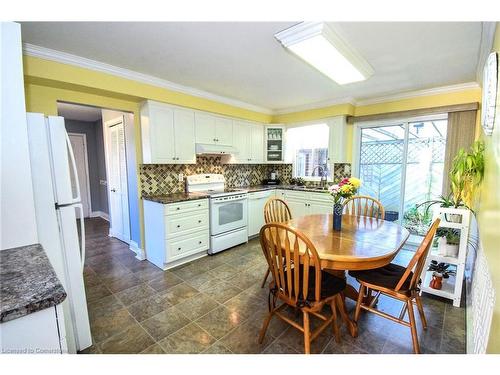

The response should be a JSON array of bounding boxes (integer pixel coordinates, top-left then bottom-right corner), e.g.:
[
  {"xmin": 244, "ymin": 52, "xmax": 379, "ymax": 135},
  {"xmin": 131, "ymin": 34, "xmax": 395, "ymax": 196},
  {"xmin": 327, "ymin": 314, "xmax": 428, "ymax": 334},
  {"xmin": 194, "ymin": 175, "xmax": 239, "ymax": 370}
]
[{"xmin": 420, "ymin": 207, "xmax": 471, "ymax": 307}]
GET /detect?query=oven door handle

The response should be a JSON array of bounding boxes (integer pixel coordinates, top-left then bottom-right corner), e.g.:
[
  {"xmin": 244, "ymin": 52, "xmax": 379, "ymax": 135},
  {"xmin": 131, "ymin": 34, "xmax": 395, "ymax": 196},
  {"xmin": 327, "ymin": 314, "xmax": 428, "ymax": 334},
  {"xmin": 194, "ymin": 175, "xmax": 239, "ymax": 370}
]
[{"xmin": 212, "ymin": 197, "xmax": 248, "ymax": 204}]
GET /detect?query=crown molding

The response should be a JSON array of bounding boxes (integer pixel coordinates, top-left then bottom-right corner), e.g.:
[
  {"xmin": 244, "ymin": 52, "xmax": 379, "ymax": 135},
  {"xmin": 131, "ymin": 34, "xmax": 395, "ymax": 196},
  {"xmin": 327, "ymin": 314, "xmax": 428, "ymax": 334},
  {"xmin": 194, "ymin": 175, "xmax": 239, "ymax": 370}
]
[
  {"xmin": 476, "ymin": 22, "xmax": 497, "ymax": 84},
  {"xmin": 355, "ymin": 82, "xmax": 481, "ymax": 106},
  {"xmin": 22, "ymin": 43, "xmax": 274, "ymax": 115},
  {"xmin": 273, "ymin": 96, "xmax": 356, "ymax": 115}
]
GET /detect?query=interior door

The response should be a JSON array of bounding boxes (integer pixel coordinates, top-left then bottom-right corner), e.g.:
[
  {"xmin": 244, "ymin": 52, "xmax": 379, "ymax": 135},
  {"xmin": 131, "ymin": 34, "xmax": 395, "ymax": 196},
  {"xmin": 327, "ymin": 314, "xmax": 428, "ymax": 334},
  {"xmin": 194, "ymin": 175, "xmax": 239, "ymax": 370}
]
[
  {"xmin": 68, "ymin": 134, "xmax": 91, "ymax": 217},
  {"xmin": 106, "ymin": 117, "xmax": 131, "ymax": 243}
]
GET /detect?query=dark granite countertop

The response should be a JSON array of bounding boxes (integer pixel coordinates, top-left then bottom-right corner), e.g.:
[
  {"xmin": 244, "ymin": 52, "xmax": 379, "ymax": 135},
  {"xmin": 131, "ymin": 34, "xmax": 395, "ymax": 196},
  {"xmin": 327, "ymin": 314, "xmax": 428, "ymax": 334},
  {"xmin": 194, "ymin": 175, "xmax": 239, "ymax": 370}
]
[
  {"xmin": 244, "ymin": 185, "xmax": 331, "ymax": 194},
  {"xmin": 142, "ymin": 192, "xmax": 209, "ymax": 204},
  {"xmin": 0, "ymin": 244, "xmax": 67, "ymax": 323}
]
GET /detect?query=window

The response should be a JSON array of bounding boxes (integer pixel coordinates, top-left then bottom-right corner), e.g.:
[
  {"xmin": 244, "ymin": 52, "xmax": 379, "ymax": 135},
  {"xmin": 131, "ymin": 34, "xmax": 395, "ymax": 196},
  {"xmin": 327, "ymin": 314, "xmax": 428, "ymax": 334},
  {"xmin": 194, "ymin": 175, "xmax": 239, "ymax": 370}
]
[{"xmin": 286, "ymin": 123, "xmax": 330, "ymax": 179}]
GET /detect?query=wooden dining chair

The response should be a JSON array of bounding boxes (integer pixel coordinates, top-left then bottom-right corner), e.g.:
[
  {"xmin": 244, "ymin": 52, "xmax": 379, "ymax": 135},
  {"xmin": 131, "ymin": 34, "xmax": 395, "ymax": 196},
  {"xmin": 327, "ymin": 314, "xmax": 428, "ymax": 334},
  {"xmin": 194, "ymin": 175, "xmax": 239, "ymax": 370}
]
[
  {"xmin": 348, "ymin": 218, "xmax": 441, "ymax": 354},
  {"xmin": 260, "ymin": 198, "xmax": 293, "ymax": 288},
  {"xmin": 343, "ymin": 195, "xmax": 385, "ymax": 219},
  {"xmin": 259, "ymin": 223, "xmax": 347, "ymax": 354}
]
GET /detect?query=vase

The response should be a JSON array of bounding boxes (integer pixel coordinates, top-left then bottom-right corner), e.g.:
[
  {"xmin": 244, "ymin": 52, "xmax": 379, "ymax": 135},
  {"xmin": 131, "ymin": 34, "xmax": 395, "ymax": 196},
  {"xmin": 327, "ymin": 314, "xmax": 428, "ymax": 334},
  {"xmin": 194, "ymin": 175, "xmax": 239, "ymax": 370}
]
[
  {"xmin": 429, "ymin": 273, "xmax": 443, "ymax": 290},
  {"xmin": 333, "ymin": 203, "xmax": 343, "ymax": 231}
]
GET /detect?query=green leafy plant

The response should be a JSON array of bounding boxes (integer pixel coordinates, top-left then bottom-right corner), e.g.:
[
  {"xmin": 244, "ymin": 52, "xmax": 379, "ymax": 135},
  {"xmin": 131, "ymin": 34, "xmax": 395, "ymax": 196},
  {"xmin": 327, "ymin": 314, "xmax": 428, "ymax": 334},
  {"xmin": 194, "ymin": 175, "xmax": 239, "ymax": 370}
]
[
  {"xmin": 427, "ymin": 260, "xmax": 456, "ymax": 279},
  {"xmin": 449, "ymin": 140, "xmax": 485, "ymax": 209},
  {"xmin": 403, "ymin": 205, "xmax": 433, "ymax": 236},
  {"xmin": 433, "ymin": 227, "xmax": 460, "ymax": 246}
]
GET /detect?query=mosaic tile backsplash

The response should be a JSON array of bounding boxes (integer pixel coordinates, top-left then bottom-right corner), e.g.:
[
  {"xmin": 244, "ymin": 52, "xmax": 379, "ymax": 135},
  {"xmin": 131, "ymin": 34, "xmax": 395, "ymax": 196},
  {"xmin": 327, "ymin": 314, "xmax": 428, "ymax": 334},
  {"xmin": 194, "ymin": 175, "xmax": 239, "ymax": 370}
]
[
  {"xmin": 140, "ymin": 156, "xmax": 351, "ymax": 196},
  {"xmin": 140, "ymin": 156, "xmax": 292, "ymax": 196}
]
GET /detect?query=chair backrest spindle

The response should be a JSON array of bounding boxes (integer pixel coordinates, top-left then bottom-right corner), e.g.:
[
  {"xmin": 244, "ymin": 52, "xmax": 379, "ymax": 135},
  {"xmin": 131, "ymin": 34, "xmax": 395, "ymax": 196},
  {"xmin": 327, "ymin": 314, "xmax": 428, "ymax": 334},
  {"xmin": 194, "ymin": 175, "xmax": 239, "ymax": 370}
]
[
  {"xmin": 343, "ymin": 195, "xmax": 385, "ymax": 220},
  {"xmin": 260, "ymin": 223, "xmax": 322, "ymax": 305}
]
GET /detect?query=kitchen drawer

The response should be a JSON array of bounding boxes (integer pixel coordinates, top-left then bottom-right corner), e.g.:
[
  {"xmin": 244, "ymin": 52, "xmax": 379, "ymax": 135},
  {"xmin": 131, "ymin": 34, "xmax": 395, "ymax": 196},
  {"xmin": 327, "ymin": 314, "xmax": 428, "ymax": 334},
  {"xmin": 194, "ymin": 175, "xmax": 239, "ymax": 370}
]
[
  {"xmin": 166, "ymin": 230, "xmax": 209, "ymax": 262},
  {"xmin": 165, "ymin": 211, "xmax": 209, "ymax": 238},
  {"xmin": 285, "ymin": 190, "xmax": 308, "ymax": 200},
  {"xmin": 165, "ymin": 199, "xmax": 208, "ymax": 215},
  {"xmin": 248, "ymin": 190, "xmax": 273, "ymax": 200}
]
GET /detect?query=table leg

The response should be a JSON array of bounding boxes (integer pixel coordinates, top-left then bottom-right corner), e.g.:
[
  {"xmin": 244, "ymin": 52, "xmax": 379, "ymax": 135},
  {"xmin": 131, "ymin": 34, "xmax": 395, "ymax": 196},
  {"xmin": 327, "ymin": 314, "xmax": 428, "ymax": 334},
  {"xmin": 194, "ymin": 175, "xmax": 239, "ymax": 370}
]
[{"xmin": 336, "ymin": 293, "xmax": 358, "ymax": 337}]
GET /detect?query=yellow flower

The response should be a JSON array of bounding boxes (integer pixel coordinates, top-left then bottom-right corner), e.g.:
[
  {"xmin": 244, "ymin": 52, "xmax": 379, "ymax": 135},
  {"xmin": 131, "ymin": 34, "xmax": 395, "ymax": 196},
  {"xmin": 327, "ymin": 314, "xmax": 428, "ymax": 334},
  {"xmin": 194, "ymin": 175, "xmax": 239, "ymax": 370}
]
[
  {"xmin": 349, "ymin": 177, "xmax": 361, "ymax": 188},
  {"xmin": 340, "ymin": 184, "xmax": 353, "ymax": 193}
]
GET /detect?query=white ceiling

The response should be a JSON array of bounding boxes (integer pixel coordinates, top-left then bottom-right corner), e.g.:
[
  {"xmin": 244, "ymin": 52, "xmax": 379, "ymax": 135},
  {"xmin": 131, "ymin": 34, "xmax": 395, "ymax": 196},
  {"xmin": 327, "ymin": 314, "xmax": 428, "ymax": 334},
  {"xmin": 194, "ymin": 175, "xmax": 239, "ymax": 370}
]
[
  {"xmin": 57, "ymin": 102, "xmax": 102, "ymax": 122},
  {"xmin": 21, "ymin": 22, "xmax": 483, "ymax": 112}
]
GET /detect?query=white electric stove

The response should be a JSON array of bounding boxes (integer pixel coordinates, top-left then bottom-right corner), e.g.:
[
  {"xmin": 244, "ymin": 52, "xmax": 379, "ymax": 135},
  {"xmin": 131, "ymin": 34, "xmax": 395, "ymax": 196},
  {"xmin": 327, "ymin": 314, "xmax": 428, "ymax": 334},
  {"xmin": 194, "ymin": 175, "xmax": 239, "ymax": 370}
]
[{"xmin": 186, "ymin": 174, "xmax": 248, "ymax": 254}]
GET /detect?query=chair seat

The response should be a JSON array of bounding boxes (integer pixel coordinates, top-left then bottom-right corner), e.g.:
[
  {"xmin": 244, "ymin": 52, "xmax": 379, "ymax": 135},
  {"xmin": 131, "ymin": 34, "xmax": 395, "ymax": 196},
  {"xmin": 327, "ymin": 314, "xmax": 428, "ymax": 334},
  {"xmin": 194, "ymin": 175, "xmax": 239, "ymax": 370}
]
[
  {"xmin": 274, "ymin": 266, "xmax": 346, "ymax": 302},
  {"xmin": 349, "ymin": 263, "xmax": 413, "ymax": 291}
]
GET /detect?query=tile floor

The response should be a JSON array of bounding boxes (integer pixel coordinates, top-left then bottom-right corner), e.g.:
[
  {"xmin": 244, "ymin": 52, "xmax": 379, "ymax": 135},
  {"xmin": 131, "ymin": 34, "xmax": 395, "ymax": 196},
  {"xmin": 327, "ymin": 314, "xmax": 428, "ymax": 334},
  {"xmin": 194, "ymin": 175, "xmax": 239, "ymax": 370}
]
[{"xmin": 80, "ymin": 218, "xmax": 466, "ymax": 354}]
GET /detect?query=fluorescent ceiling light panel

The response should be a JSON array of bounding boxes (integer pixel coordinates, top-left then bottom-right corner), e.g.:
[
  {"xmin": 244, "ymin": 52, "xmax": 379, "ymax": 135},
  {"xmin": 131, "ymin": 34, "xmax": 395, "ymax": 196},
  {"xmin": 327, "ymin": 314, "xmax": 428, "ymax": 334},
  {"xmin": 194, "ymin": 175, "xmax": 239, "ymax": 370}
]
[{"xmin": 275, "ymin": 22, "xmax": 374, "ymax": 85}]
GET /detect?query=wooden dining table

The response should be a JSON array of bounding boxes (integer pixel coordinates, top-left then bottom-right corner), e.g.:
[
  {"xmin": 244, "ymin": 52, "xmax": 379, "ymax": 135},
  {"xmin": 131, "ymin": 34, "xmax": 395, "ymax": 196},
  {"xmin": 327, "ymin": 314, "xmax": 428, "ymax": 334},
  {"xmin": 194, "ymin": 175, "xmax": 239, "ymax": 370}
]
[{"xmin": 284, "ymin": 213, "xmax": 410, "ymax": 337}]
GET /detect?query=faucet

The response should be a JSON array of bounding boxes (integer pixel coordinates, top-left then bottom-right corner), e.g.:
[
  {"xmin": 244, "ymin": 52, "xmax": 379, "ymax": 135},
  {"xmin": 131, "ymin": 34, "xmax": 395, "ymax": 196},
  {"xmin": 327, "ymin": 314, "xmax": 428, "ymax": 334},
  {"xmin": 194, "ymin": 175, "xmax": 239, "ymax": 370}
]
[{"xmin": 311, "ymin": 165, "xmax": 328, "ymax": 188}]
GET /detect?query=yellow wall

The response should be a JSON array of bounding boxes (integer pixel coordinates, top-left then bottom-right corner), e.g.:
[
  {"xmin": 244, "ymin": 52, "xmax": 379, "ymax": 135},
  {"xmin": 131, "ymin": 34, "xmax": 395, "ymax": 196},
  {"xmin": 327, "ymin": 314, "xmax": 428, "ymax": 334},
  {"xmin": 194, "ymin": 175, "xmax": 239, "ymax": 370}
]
[{"xmin": 477, "ymin": 22, "xmax": 500, "ymax": 354}]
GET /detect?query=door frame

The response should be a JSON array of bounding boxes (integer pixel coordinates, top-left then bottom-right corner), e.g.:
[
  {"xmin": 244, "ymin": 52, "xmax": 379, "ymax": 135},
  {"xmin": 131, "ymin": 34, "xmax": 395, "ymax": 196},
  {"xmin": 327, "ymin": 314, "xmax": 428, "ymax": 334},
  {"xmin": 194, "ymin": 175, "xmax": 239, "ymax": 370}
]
[
  {"xmin": 67, "ymin": 132, "xmax": 92, "ymax": 217},
  {"xmin": 352, "ymin": 113, "xmax": 448, "ymax": 229},
  {"xmin": 103, "ymin": 115, "xmax": 131, "ymax": 244}
]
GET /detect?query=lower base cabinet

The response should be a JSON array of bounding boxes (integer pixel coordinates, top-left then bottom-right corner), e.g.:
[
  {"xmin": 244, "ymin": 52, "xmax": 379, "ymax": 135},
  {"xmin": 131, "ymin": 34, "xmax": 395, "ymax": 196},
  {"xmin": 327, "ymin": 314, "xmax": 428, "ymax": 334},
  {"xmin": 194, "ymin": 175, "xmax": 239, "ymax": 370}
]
[
  {"xmin": 276, "ymin": 189, "xmax": 332, "ymax": 217},
  {"xmin": 144, "ymin": 199, "xmax": 210, "ymax": 270},
  {"xmin": 0, "ymin": 305, "xmax": 67, "ymax": 354}
]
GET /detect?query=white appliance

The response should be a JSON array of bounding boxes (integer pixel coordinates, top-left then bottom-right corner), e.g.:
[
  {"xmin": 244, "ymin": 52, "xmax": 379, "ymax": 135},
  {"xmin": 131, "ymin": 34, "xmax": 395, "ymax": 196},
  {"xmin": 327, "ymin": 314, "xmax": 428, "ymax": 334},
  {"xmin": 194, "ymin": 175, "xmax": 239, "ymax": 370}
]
[
  {"xmin": 26, "ymin": 113, "xmax": 92, "ymax": 353},
  {"xmin": 186, "ymin": 174, "xmax": 248, "ymax": 254}
]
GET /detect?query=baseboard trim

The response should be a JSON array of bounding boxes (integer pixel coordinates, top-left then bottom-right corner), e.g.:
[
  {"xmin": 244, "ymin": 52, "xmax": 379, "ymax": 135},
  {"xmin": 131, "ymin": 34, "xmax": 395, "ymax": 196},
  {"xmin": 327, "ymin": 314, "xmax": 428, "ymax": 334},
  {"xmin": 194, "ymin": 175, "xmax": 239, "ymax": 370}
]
[
  {"xmin": 90, "ymin": 211, "xmax": 109, "ymax": 221},
  {"xmin": 129, "ymin": 240, "xmax": 145, "ymax": 260}
]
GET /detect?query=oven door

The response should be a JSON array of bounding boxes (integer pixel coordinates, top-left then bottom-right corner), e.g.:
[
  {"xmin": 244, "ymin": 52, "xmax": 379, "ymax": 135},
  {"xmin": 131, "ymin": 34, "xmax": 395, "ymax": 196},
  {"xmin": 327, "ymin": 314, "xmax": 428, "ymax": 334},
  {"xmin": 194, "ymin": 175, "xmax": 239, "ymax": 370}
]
[{"xmin": 210, "ymin": 195, "xmax": 248, "ymax": 235}]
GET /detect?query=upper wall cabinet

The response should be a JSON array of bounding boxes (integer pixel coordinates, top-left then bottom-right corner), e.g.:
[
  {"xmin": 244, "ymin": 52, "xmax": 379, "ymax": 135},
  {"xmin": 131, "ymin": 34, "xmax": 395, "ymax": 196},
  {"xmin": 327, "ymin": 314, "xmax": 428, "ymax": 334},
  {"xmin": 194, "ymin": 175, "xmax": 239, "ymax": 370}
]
[
  {"xmin": 327, "ymin": 116, "xmax": 347, "ymax": 164},
  {"xmin": 265, "ymin": 125, "xmax": 285, "ymax": 163},
  {"xmin": 195, "ymin": 113, "xmax": 233, "ymax": 146},
  {"xmin": 228, "ymin": 121, "xmax": 264, "ymax": 164},
  {"xmin": 141, "ymin": 101, "xmax": 196, "ymax": 164}
]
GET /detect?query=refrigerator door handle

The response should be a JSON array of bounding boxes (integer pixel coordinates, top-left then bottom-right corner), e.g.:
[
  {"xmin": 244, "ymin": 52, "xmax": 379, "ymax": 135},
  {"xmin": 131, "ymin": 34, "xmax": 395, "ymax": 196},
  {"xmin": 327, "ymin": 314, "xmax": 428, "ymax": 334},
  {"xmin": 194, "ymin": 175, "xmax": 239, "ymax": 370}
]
[
  {"xmin": 74, "ymin": 203, "xmax": 86, "ymax": 271},
  {"xmin": 65, "ymin": 131, "xmax": 82, "ymax": 204}
]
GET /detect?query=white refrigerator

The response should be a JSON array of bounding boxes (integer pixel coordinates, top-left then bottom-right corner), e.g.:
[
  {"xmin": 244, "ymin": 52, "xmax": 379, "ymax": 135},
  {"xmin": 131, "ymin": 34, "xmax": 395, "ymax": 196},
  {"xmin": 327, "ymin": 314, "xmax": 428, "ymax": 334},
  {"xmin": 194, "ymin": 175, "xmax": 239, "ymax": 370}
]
[{"xmin": 26, "ymin": 113, "xmax": 92, "ymax": 353}]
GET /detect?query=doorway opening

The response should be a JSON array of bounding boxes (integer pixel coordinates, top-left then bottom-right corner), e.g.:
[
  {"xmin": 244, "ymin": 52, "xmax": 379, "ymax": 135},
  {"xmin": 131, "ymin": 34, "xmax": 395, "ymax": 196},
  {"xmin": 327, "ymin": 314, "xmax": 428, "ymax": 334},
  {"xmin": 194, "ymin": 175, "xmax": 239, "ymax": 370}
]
[
  {"xmin": 57, "ymin": 102, "xmax": 138, "ymax": 250},
  {"xmin": 353, "ymin": 114, "xmax": 448, "ymax": 247}
]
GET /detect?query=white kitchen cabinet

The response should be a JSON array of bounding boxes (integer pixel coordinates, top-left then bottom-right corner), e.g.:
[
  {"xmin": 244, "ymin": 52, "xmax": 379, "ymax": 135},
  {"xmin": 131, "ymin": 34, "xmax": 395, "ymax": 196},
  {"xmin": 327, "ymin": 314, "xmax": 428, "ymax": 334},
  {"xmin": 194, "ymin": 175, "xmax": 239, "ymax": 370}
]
[
  {"xmin": 327, "ymin": 116, "xmax": 348, "ymax": 164},
  {"xmin": 276, "ymin": 189, "xmax": 332, "ymax": 217},
  {"xmin": 215, "ymin": 117, "xmax": 233, "ymax": 146},
  {"xmin": 247, "ymin": 190, "xmax": 274, "ymax": 236},
  {"xmin": 250, "ymin": 124, "xmax": 265, "ymax": 163},
  {"xmin": 265, "ymin": 125, "xmax": 286, "ymax": 163},
  {"xmin": 0, "ymin": 305, "xmax": 67, "ymax": 354},
  {"xmin": 232, "ymin": 121, "xmax": 251, "ymax": 162},
  {"xmin": 228, "ymin": 121, "xmax": 264, "ymax": 164},
  {"xmin": 141, "ymin": 101, "xmax": 195, "ymax": 164},
  {"xmin": 195, "ymin": 113, "xmax": 233, "ymax": 146},
  {"xmin": 144, "ymin": 198, "xmax": 209, "ymax": 270},
  {"xmin": 173, "ymin": 108, "xmax": 196, "ymax": 163}
]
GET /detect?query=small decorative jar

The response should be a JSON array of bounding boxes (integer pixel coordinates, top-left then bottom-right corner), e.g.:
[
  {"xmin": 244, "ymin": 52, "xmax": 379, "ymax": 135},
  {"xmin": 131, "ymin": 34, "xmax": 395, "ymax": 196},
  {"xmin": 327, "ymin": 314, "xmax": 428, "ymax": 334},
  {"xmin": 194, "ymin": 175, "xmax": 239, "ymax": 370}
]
[
  {"xmin": 429, "ymin": 272, "xmax": 443, "ymax": 290},
  {"xmin": 333, "ymin": 203, "xmax": 343, "ymax": 231}
]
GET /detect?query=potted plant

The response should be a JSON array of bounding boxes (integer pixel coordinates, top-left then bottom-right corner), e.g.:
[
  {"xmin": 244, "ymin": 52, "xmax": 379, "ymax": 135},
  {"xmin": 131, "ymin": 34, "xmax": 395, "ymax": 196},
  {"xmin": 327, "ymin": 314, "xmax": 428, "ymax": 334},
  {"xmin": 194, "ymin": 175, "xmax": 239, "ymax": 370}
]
[
  {"xmin": 328, "ymin": 177, "xmax": 361, "ymax": 231},
  {"xmin": 449, "ymin": 140, "xmax": 485, "ymax": 210},
  {"xmin": 433, "ymin": 228, "xmax": 460, "ymax": 258},
  {"xmin": 416, "ymin": 140, "xmax": 484, "ymax": 224},
  {"xmin": 427, "ymin": 260, "xmax": 456, "ymax": 290}
]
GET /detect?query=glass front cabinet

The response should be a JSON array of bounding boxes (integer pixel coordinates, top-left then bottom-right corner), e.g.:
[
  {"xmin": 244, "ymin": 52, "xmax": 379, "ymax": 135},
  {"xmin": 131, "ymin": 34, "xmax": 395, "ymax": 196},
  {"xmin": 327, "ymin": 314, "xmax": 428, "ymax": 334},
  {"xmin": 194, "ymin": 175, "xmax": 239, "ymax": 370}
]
[{"xmin": 265, "ymin": 125, "xmax": 286, "ymax": 163}]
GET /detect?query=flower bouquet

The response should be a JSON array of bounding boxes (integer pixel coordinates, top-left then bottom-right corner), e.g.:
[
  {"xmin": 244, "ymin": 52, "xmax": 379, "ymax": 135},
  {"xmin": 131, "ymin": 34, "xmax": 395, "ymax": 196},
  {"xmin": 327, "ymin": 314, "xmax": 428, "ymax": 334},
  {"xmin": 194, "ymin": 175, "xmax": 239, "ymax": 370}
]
[{"xmin": 328, "ymin": 177, "xmax": 361, "ymax": 231}]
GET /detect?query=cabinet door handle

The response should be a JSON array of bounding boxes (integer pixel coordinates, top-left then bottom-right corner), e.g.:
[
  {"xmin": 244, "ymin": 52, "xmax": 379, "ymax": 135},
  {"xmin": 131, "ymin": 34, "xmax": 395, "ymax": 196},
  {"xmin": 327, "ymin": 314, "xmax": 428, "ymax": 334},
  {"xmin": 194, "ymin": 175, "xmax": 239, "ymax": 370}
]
[
  {"xmin": 198, "ymin": 204, "xmax": 202, "ymax": 207},
  {"xmin": 198, "ymin": 220, "xmax": 202, "ymax": 223},
  {"xmin": 176, "ymin": 207, "xmax": 180, "ymax": 210},
  {"xmin": 177, "ymin": 247, "xmax": 181, "ymax": 250},
  {"xmin": 198, "ymin": 241, "xmax": 202, "ymax": 244},
  {"xmin": 177, "ymin": 224, "xmax": 181, "ymax": 228}
]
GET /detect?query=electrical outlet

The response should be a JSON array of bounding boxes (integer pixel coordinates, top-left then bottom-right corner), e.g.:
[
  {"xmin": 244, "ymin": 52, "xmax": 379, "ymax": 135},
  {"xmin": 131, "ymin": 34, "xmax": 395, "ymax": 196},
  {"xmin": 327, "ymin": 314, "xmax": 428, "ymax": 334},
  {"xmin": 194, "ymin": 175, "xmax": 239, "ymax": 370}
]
[{"xmin": 178, "ymin": 173, "xmax": 184, "ymax": 182}]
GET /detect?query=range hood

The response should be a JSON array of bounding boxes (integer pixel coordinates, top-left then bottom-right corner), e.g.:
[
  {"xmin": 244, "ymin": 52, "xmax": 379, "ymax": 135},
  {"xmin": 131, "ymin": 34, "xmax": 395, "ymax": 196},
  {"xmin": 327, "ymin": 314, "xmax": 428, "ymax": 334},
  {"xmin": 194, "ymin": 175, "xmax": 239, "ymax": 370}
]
[{"xmin": 195, "ymin": 143, "xmax": 238, "ymax": 155}]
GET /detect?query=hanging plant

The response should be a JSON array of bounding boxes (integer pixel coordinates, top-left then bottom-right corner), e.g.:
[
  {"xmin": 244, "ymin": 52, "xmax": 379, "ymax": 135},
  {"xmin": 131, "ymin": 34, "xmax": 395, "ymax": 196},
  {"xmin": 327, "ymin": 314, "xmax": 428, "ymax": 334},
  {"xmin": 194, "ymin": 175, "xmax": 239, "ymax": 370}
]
[{"xmin": 449, "ymin": 140, "xmax": 485, "ymax": 209}]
